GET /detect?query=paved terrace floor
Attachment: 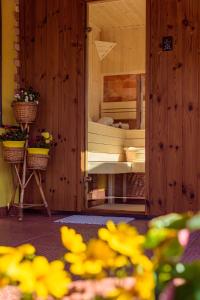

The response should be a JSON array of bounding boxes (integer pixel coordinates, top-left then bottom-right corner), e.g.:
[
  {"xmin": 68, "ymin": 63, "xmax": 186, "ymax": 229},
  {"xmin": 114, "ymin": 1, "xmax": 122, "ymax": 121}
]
[{"xmin": 0, "ymin": 213, "xmax": 199, "ymax": 262}]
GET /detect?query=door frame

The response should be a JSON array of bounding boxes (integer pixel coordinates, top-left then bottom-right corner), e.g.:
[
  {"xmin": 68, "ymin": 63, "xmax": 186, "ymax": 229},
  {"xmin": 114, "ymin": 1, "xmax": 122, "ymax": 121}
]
[
  {"xmin": 0, "ymin": 1, "xmax": 2, "ymax": 126},
  {"xmin": 83, "ymin": 0, "xmax": 150, "ymax": 212}
]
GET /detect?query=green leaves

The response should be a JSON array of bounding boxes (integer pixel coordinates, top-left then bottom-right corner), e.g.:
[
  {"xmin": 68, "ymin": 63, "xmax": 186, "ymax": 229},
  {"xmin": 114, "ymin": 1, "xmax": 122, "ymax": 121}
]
[
  {"xmin": 0, "ymin": 128, "xmax": 27, "ymax": 141},
  {"xmin": 150, "ymin": 213, "xmax": 191, "ymax": 230},
  {"xmin": 145, "ymin": 228, "xmax": 175, "ymax": 249},
  {"xmin": 187, "ymin": 214, "xmax": 200, "ymax": 231},
  {"xmin": 148, "ymin": 212, "xmax": 200, "ymax": 299},
  {"xmin": 149, "ymin": 212, "xmax": 200, "ymax": 232}
]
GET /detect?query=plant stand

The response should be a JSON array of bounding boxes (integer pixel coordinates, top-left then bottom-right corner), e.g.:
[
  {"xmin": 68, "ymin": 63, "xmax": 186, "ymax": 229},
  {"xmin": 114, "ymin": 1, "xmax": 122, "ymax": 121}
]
[{"xmin": 8, "ymin": 123, "xmax": 51, "ymax": 221}]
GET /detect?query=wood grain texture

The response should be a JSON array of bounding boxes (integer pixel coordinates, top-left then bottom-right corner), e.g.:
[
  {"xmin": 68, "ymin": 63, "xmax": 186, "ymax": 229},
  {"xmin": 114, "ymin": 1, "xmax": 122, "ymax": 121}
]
[
  {"xmin": 101, "ymin": 26, "xmax": 145, "ymax": 75},
  {"xmin": 20, "ymin": 0, "xmax": 200, "ymax": 214},
  {"xmin": 148, "ymin": 0, "xmax": 200, "ymax": 214},
  {"xmin": 0, "ymin": 2, "xmax": 2, "ymax": 126},
  {"xmin": 19, "ymin": 0, "xmax": 86, "ymax": 211},
  {"xmin": 89, "ymin": 0, "xmax": 145, "ymax": 30}
]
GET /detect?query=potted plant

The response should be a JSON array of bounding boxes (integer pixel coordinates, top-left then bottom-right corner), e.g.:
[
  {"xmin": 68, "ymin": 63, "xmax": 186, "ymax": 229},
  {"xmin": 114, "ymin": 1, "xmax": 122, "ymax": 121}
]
[
  {"xmin": 0, "ymin": 128, "xmax": 27, "ymax": 163},
  {"xmin": 27, "ymin": 131, "xmax": 53, "ymax": 170},
  {"xmin": 12, "ymin": 87, "xmax": 40, "ymax": 124}
]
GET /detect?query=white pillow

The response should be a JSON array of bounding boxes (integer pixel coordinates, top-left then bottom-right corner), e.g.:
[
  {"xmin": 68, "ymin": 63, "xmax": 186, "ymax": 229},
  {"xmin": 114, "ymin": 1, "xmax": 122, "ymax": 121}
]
[{"xmin": 98, "ymin": 117, "xmax": 114, "ymax": 126}]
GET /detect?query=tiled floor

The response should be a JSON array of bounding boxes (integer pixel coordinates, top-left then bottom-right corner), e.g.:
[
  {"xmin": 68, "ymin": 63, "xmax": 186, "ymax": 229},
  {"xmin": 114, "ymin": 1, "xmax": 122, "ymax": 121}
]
[
  {"xmin": 0, "ymin": 212, "xmax": 148, "ymax": 261},
  {"xmin": 0, "ymin": 212, "xmax": 199, "ymax": 262}
]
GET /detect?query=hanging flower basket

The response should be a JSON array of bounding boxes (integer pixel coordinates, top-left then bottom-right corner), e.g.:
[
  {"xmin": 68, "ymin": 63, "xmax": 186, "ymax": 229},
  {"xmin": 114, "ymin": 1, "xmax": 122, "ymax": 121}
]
[
  {"xmin": 12, "ymin": 87, "xmax": 40, "ymax": 124},
  {"xmin": 27, "ymin": 148, "xmax": 49, "ymax": 170},
  {"xmin": 2, "ymin": 141, "xmax": 25, "ymax": 164},
  {"xmin": 12, "ymin": 102, "xmax": 38, "ymax": 124}
]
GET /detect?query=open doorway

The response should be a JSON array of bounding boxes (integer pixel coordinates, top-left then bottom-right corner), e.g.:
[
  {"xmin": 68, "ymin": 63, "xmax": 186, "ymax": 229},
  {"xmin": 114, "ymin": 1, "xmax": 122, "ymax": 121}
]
[{"xmin": 85, "ymin": 0, "xmax": 146, "ymax": 214}]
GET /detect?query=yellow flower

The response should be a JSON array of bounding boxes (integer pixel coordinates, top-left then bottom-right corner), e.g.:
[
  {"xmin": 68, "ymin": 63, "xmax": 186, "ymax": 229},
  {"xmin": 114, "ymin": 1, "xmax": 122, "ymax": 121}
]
[
  {"xmin": 15, "ymin": 260, "xmax": 35, "ymax": 294},
  {"xmin": 108, "ymin": 289, "xmax": 134, "ymax": 300},
  {"xmin": 31, "ymin": 257, "xmax": 70, "ymax": 299},
  {"xmin": 131, "ymin": 256, "xmax": 155, "ymax": 300},
  {"xmin": 131, "ymin": 255, "xmax": 154, "ymax": 272},
  {"xmin": 134, "ymin": 271, "xmax": 155, "ymax": 300},
  {"xmin": 0, "ymin": 246, "xmax": 15, "ymax": 255},
  {"xmin": 65, "ymin": 246, "xmax": 105, "ymax": 276},
  {"xmin": 65, "ymin": 239, "xmax": 128, "ymax": 277},
  {"xmin": 41, "ymin": 132, "xmax": 50, "ymax": 139},
  {"xmin": 45, "ymin": 260, "xmax": 71, "ymax": 298},
  {"xmin": 0, "ymin": 251, "xmax": 70, "ymax": 299},
  {"xmin": 16, "ymin": 256, "xmax": 70, "ymax": 298},
  {"xmin": 61, "ymin": 226, "xmax": 86, "ymax": 253},
  {"xmin": 0, "ymin": 252, "xmax": 23, "ymax": 281},
  {"xmin": 99, "ymin": 221, "xmax": 145, "ymax": 257},
  {"xmin": 17, "ymin": 244, "xmax": 35, "ymax": 256}
]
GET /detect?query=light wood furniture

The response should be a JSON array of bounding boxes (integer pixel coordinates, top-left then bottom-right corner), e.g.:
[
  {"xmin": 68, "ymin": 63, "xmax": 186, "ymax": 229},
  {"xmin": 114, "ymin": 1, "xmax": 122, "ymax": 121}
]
[
  {"xmin": 88, "ymin": 121, "xmax": 145, "ymax": 161},
  {"xmin": 9, "ymin": 167, "xmax": 51, "ymax": 221},
  {"xmin": 101, "ymin": 101, "xmax": 137, "ymax": 121},
  {"xmin": 87, "ymin": 121, "xmax": 145, "ymax": 209},
  {"xmin": 8, "ymin": 124, "xmax": 51, "ymax": 221}
]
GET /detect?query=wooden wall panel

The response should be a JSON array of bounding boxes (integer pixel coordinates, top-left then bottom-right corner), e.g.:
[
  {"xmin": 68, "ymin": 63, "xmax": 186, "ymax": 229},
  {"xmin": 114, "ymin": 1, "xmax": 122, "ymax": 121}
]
[
  {"xmin": 20, "ymin": 0, "xmax": 86, "ymax": 211},
  {"xmin": 20, "ymin": 0, "xmax": 200, "ymax": 215},
  {"xmin": 101, "ymin": 26, "xmax": 146, "ymax": 75},
  {"xmin": 148, "ymin": 0, "xmax": 200, "ymax": 215}
]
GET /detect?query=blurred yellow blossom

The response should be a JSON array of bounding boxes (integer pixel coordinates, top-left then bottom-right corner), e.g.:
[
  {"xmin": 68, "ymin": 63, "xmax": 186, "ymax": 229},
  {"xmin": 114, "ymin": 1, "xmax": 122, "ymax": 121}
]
[
  {"xmin": 0, "ymin": 212, "xmax": 193, "ymax": 300},
  {"xmin": 134, "ymin": 271, "xmax": 155, "ymax": 300},
  {"xmin": 131, "ymin": 255, "xmax": 154, "ymax": 272},
  {"xmin": 99, "ymin": 221, "xmax": 145, "ymax": 257},
  {"xmin": 0, "ymin": 244, "xmax": 35, "ymax": 257},
  {"xmin": 107, "ymin": 288, "xmax": 134, "ymax": 300},
  {"xmin": 42, "ymin": 132, "xmax": 53, "ymax": 143},
  {"xmin": 32, "ymin": 257, "xmax": 70, "ymax": 298},
  {"xmin": 65, "ymin": 239, "xmax": 128, "ymax": 277},
  {"xmin": 61, "ymin": 226, "xmax": 86, "ymax": 253},
  {"xmin": 41, "ymin": 132, "xmax": 50, "ymax": 139},
  {"xmin": 17, "ymin": 244, "xmax": 35, "ymax": 257},
  {"xmin": 0, "ymin": 246, "xmax": 16, "ymax": 255},
  {"xmin": 14, "ymin": 256, "xmax": 70, "ymax": 298}
]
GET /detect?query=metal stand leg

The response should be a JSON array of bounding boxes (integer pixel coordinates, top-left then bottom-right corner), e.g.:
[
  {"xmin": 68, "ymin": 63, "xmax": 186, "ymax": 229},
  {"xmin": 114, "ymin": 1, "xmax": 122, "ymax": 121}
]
[
  {"xmin": 108, "ymin": 174, "xmax": 115, "ymax": 204},
  {"xmin": 123, "ymin": 174, "xmax": 127, "ymax": 203}
]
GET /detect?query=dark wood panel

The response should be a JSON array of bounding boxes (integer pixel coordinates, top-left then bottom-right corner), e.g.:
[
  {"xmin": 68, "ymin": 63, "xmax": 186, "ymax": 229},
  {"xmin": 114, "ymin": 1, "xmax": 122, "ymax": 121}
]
[
  {"xmin": 20, "ymin": 0, "xmax": 200, "ymax": 215},
  {"xmin": 0, "ymin": 1, "xmax": 2, "ymax": 126},
  {"xmin": 148, "ymin": 0, "xmax": 200, "ymax": 214},
  {"xmin": 19, "ymin": 0, "xmax": 86, "ymax": 211}
]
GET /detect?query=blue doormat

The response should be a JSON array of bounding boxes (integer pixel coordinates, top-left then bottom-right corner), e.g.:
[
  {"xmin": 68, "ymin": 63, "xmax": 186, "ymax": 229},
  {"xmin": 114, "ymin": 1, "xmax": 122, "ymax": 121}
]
[{"xmin": 55, "ymin": 215, "xmax": 134, "ymax": 225}]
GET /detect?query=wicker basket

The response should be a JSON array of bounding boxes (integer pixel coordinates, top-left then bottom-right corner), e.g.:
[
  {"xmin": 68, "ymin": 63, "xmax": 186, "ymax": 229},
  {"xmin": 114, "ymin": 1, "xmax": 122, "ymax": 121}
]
[
  {"xmin": 27, "ymin": 153, "xmax": 49, "ymax": 170},
  {"xmin": 3, "ymin": 147, "xmax": 25, "ymax": 164},
  {"xmin": 12, "ymin": 102, "xmax": 38, "ymax": 124}
]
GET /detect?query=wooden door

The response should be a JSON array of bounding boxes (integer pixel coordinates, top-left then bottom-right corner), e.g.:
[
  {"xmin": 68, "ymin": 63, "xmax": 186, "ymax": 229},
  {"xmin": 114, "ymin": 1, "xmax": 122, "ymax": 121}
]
[
  {"xmin": 147, "ymin": 0, "xmax": 200, "ymax": 215},
  {"xmin": 19, "ymin": 0, "xmax": 86, "ymax": 211}
]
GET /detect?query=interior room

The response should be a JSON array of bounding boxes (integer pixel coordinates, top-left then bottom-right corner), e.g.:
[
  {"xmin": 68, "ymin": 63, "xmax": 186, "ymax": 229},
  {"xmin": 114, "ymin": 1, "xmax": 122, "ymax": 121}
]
[{"xmin": 86, "ymin": 0, "xmax": 146, "ymax": 213}]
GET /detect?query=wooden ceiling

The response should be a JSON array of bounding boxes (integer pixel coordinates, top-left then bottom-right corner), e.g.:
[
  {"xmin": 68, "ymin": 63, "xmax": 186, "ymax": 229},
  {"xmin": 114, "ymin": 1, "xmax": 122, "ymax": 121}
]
[{"xmin": 89, "ymin": 0, "xmax": 146, "ymax": 30}]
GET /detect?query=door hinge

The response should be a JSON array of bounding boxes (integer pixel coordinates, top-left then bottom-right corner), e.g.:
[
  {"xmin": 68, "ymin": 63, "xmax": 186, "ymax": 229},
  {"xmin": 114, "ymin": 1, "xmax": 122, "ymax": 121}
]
[
  {"xmin": 83, "ymin": 176, "xmax": 92, "ymax": 183},
  {"xmin": 85, "ymin": 26, "xmax": 92, "ymax": 33}
]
